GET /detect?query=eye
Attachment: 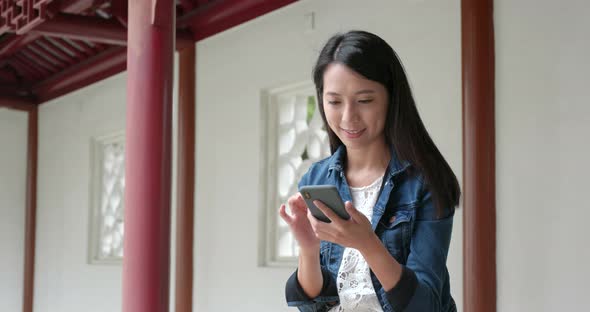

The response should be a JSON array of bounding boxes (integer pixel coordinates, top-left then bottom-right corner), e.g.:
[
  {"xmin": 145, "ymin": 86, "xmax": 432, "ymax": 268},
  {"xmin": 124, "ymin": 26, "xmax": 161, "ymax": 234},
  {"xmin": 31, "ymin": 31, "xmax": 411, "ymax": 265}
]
[
  {"xmin": 358, "ymin": 99, "xmax": 373, "ymax": 104},
  {"xmin": 327, "ymin": 100, "xmax": 341, "ymax": 105}
]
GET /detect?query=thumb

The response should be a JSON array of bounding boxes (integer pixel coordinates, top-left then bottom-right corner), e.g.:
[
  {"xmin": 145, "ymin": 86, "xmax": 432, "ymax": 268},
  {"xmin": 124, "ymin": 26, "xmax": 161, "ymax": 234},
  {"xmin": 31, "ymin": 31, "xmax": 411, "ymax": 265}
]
[{"xmin": 344, "ymin": 201, "xmax": 361, "ymax": 219}]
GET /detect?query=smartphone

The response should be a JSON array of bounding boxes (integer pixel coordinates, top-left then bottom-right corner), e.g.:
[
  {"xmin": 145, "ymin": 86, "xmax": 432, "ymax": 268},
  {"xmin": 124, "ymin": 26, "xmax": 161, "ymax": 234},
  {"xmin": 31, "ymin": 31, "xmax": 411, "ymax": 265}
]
[{"xmin": 299, "ymin": 185, "xmax": 350, "ymax": 223}]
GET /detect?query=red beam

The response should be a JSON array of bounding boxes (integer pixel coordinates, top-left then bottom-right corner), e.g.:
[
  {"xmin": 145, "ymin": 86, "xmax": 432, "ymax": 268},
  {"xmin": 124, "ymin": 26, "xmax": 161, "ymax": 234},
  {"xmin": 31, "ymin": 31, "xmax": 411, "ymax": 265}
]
[
  {"xmin": 10, "ymin": 61, "xmax": 40, "ymax": 81},
  {"xmin": 91, "ymin": 42, "xmax": 107, "ymax": 53},
  {"xmin": 179, "ymin": 0, "xmax": 195, "ymax": 11},
  {"xmin": 20, "ymin": 48, "xmax": 60, "ymax": 73},
  {"xmin": 63, "ymin": 39, "xmax": 95, "ymax": 56},
  {"xmin": 33, "ymin": 46, "xmax": 126, "ymax": 102},
  {"xmin": 0, "ymin": 69, "xmax": 16, "ymax": 81},
  {"xmin": 51, "ymin": 38, "xmax": 86, "ymax": 60},
  {"xmin": 111, "ymin": 0, "xmax": 128, "ymax": 28},
  {"xmin": 58, "ymin": 0, "xmax": 97, "ymax": 14},
  {"xmin": 0, "ymin": 82, "xmax": 33, "ymax": 94},
  {"xmin": 35, "ymin": 38, "xmax": 76, "ymax": 65},
  {"xmin": 123, "ymin": 0, "xmax": 174, "ymax": 311},
  {"xmin": 14, "ymin": 53, "xmax": 51, "ymax": 78},
  {"xmin": 12, "ymin": 57, "xmax": 45, "ymax": 79},
  {"xmin": 32, "ymin": 13, "xmax": 127, "ymax": 45},
  {"xmin": 0, "ymin": 95, "xmax": 36, "ymax": 111},
  {"xmin": 27, "ymin": 43, "xmax": 68, "ymax": 69},
  {"xmin": 180, "ymin": 0, "xmax": 298, "ymax": 40},
  {"xmin": 0, "ymin": 33, "xmax": 41, "ymax": 59},
  {"xmin": 177, "ymin": 0, "xmax": 225, "ymax": 28},
  {"xmin": 27, "ymin": 13, "xmax": 194, "ymax": 48},
  {"xmin": 462, "ymin": 0, "xmax": 496, "ymax": 311},
  {"xmin": 22, "ymin": 106, "xmax": 38, "ymax": 312}
]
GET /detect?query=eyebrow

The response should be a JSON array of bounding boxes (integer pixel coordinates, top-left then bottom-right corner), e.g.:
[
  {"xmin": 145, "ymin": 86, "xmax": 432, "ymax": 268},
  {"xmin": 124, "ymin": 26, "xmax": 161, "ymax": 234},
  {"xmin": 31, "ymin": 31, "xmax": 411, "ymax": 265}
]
[{"xmin": 325, "ymin": 90, "xmax": 375, "ymax": 96}]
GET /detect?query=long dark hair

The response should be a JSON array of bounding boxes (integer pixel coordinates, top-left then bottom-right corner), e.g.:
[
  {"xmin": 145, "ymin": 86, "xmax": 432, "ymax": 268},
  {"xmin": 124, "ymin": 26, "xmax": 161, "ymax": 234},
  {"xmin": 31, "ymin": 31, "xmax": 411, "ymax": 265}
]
[{"xmin": 312, "ymin": 30, "xmax": 461, "ymax": 214}]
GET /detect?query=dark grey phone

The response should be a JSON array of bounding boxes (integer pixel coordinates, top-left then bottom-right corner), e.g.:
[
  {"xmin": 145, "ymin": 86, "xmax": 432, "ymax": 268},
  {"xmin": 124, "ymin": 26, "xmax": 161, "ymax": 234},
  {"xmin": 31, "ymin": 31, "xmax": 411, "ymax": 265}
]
[{"xmin": 299, "ymin": 185, "xmax": 350, "ymax": 223}]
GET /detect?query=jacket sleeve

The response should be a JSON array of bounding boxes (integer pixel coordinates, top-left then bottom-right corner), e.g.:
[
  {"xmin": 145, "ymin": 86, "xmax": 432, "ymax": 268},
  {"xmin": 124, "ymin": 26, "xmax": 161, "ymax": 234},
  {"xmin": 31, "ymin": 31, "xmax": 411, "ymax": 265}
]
[
  {"xmin": 285, "ymin": 267, "xmax": 339, "ymax": 311},
  {"xmin": 384, "ymin": 184, "xmax": 456, "ymax": 312},
  {"xmin": 285, "ymin": 164, "xmax": 340, "ymax": 311}
]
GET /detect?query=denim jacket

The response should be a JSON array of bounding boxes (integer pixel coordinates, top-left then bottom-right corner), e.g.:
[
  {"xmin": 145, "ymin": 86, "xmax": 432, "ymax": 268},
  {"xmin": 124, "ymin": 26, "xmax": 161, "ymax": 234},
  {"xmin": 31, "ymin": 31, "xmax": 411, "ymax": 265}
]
[{"xmin": 285, "ymin": 145, "xmax": 457, "ymax": 312}]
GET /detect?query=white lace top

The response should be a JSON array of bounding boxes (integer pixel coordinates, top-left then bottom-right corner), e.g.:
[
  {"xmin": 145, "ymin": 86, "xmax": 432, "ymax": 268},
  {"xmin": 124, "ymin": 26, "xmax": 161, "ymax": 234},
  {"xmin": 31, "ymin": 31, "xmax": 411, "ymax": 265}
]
[{"xmin": 328, "ymin": 176, "xmax": 384, "ymax": 312}]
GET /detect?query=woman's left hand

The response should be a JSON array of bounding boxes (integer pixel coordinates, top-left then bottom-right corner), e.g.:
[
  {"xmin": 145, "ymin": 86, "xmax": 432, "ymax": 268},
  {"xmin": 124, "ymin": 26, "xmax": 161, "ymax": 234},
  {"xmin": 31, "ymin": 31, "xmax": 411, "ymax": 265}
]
[{"xmin": 308, "ymin": 200, "xmax": 377, "ymax": 250}]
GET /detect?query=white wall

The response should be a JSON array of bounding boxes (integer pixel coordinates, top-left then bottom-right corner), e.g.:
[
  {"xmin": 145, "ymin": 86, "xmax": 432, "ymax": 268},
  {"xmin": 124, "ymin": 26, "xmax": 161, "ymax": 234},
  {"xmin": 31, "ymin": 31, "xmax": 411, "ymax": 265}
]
[
  {"xmin": 32, "ymin": 54, "xmax": 180, "ymax": 312},
  {"xmin": 0, "ymin": 108, "xmax": 28, "ymax": 312},
  {"xmin": 496, "ymin": 0, "xmax": 590, "ymax": 311},
  {"xmin": 34, "ymin": 73, "xmax": 127, "ymax": 312},
  {"xmin": 194, "ymin": 0, "xmax": 462, "ymax": 311}
]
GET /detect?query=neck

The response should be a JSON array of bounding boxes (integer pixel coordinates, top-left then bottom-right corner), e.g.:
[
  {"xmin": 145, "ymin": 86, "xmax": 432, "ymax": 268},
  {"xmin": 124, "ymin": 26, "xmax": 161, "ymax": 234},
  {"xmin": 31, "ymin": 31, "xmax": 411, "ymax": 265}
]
[{"xmin": 344, "ymin": 139, "xmax": 391, "ymax": 174}]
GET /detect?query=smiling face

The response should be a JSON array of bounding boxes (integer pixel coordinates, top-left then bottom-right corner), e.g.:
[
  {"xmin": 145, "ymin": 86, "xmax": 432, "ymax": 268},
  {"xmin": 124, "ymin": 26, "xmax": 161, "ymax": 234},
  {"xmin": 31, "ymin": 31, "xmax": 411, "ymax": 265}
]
[{"xmin": 322, "ymin": 63, "xmax": 389, "ymax": 151}]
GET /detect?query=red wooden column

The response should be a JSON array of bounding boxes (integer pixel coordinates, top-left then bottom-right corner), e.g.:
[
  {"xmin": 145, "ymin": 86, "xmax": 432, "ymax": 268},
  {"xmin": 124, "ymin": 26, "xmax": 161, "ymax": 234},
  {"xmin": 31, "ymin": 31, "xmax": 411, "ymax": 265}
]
[
  {"xmin": 462, "ymin": 0, "xmax": 496, "ymax": 311},
  {"xmin": 175, "ymin": 44, "xmax": 196, "ymax": 312},
  {"xmin": 23, "ymin": 106, "xmax": 38, "ymax": 312},
  {"xmin": 122, "ymin": 0, "xmax": 175, "ymax": 311}
]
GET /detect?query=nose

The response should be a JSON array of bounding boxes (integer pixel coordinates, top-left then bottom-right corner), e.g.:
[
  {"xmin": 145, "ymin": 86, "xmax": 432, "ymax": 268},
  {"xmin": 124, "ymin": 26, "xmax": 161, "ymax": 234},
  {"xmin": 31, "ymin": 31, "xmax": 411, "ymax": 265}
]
[{"xmin": 342, "ymin": 101, "xmax": 359, "ymax": 123}]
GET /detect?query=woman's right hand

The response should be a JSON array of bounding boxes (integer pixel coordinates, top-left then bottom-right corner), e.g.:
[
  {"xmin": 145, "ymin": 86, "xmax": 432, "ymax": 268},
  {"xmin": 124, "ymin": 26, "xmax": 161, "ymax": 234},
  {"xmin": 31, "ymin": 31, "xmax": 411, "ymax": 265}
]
[{"xmin": 279, "ymin": 193, "xmax": 320, "ymax": 252}]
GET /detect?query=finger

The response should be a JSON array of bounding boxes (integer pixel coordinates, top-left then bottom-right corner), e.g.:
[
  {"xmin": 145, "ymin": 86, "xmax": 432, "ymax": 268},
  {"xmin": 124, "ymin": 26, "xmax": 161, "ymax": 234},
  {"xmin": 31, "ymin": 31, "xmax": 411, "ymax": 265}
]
[
  {"xmin": 293, "ymin": 193, "xmax": 308, "ymax": 210},
  {"xmin": 287, "ymin": 196, "xmax": 296, "ymax": 210},
  {"xmin": 314, "ymin": 228, "xmax": 336, "ymax": 243},
  {"xmin": 288, "ymin": 195, "xmax": 306, "ymax": 217},
  {"xmin": 307, "ymin": 210, "xmax": 331, "ymax": 237},
  {"xmin": 344, "ymin": 201, "xmax": 361, "ymax": 220},
  {"xmin": 307, "ymin": 209, "xmax": 319, "ymax": 229},
  {"xmin": 306, "ymin": 213, "xmax": 329, "ymax": 240},
  {"xmin": 288, "ymin": 193, "xmax": 305, "ymax": 210},
  {"xmin": 313, "ymin": 200, "xmax": 342, "ymax": 225},
  {"xmin": 279, "ymin": 204, "xmax": 292, "ymax": 224}
]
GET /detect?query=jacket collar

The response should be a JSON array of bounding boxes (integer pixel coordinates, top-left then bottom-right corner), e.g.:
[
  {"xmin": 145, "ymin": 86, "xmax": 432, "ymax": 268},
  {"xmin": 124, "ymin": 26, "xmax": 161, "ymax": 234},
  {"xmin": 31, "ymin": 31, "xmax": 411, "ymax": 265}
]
[{"xmin": 327, "ymin": 144, "xmax": 410, "ymax": 179}]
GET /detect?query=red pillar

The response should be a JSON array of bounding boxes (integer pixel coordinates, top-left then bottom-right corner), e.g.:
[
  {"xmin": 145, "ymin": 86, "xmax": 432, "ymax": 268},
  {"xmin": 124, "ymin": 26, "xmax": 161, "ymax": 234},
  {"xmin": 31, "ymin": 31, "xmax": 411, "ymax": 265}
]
[
  {"xmin": 462, "ymin": 0, "xmax": 496, "ymax": 311},
  {"xmin": 122, "ymin": 1, "xmax": 175, "ymax": 311},
  {"xmin": 23, "ymin": 106, "xmax": 38, "ymax": 312},
  {"xmin": 175, "ymin": 44, "xmax": 196, "ymax": 312}
]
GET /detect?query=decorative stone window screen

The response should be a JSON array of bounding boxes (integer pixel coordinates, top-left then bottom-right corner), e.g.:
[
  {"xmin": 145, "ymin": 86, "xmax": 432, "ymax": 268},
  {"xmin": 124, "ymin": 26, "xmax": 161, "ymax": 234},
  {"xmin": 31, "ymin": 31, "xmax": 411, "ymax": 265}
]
[
  {"xmin": 89, "ymin": 132, "xmax": 125, "ymax": 264},
  {"xmin": 260, "ymin": 81, "xmax": 331, "ymax": 267}
]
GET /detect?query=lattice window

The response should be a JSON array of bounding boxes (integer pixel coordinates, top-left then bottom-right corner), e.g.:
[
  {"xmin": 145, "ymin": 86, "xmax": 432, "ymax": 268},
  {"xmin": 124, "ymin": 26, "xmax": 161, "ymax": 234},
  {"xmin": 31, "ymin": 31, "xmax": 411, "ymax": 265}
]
[
  {"xmin": 89, "ymin": 132, "xmax": 125, "ymax": 264},
  {"xmin": 260, "ymin": 82, "xmax": 330, "ymax": 266}
]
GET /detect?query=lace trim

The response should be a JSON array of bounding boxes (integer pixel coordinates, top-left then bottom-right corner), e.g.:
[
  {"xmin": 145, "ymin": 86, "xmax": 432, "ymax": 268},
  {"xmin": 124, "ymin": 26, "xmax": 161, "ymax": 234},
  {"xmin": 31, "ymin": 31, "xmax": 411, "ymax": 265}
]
[
  {"xmin": 349, "ymin": 175, "xmax": 384, "ymax": 191},
  {"xmin": 329, "ymin": 175, "xmax": 384, "ymax": 312}
]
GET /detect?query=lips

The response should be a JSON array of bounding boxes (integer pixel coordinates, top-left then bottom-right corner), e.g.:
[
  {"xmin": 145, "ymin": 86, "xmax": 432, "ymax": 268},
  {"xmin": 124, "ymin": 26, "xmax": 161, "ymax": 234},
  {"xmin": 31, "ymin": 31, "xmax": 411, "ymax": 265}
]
[{"xmin": 340, "ymin": 127, "xmax": 366, "ymax": 138}]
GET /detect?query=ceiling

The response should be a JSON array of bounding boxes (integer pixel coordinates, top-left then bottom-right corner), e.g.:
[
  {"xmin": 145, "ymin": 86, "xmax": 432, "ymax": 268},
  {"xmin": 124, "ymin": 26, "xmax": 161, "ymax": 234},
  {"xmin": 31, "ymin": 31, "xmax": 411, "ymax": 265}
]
[{"xmin": 0, "ymin": 0, "xmax": 296, "ymax": 108}]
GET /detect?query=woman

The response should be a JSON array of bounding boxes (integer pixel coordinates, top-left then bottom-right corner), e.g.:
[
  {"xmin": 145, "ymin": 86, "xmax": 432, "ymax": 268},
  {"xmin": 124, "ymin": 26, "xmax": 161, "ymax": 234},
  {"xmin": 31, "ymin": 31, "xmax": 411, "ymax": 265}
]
[{"xmin": 280, "ymin": 30, "xmax": 461, "ymax": 312}]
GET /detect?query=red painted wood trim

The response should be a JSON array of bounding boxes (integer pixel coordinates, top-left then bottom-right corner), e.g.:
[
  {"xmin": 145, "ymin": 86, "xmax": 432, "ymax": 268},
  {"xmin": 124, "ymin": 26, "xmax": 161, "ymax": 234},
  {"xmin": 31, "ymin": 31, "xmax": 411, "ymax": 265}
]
[
  {"xmin": 22, "ymin": 106, "xmax": 38, "ymax": 312},
  {"xmin": 51, "ymin": 38, "xmax": 86, "ymax": 60},
  {"xmin": 181, "ymin": 0, "xmax": 298, "ymax": 41},
  {"xmin": 35, "ymin": 38, "xmax": 76, "ymax": 66},
  {"xmin": 27, "ymin": 43, "xmax": 69, "ymax": 69},
  {"xmin": 14, "ymin": 53, "xmax": 51, "ymax": 78},
  {"xmin": 0, "ymin": 33, "xmax": 41, "ymax": 59},
  {"xmin": 33, "ymin": 46, "xmax": 127, "ymax": 103},
  {"xmin": 0, "ymin": 96, "xmax": 36, "ymax": 111},
  {"xmin": 9, "ymin": 58, "xmax": 40, "ymax": 81},
  {"xmin": 175, "ymin": 44, "xmax": 195, "ymax": 312},
  {"xmin": 0, "ymin": 0, "xmax": 101, "ymax": 59},
  {"xmin": 20, "ymin": 48, "xmax": 60, "ymax": 73},
  {"xmin": 67, "ymin": 39, "xmax": 95, "ymax": 57},
  {"xmin": 122, "ymin": 0, "xmax": 174, "ymax": 311},
  {"xmin": 32, "ymin": 13, "xmax": 128, "ymax": 46},
  {"xmin": 462, "ymin": 0, "xmax": 496, "ymax": 311}
]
